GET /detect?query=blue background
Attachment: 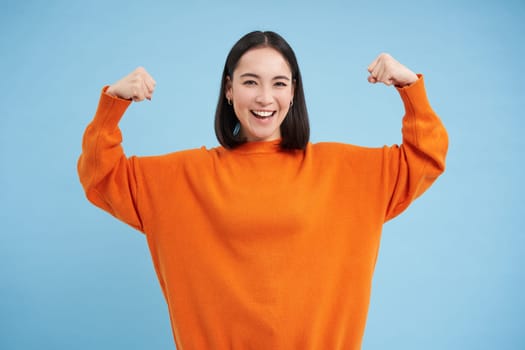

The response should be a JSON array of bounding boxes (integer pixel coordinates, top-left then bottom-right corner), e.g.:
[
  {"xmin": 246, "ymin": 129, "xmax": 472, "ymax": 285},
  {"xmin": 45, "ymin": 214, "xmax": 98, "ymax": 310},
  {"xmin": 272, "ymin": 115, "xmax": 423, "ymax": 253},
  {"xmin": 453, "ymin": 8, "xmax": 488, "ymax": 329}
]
[{"xmin": 1, "ymin": 0, "xmax": 523, "ymax": 349}]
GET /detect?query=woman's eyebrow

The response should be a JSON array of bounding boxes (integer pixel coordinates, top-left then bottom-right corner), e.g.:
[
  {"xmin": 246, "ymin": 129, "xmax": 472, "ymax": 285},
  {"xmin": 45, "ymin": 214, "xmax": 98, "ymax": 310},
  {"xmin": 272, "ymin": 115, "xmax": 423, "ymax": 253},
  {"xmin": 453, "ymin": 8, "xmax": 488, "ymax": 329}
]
[
  {"xmin": 273, "ymin": 75, "xmax": 291, "ymax": 81},
  {"xmin": 239, "ymin": 73, "xmax": 291, "ymax": 81}
]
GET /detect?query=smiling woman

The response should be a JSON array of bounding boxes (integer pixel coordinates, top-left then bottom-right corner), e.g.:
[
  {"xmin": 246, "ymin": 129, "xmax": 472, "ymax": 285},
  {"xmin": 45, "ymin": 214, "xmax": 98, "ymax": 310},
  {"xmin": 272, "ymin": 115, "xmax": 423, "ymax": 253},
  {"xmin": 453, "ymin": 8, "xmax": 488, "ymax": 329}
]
[
  {"xmin": 215, "ymin": 31, "xmax": 310, "ymax": 150},
  {"xmin": 78, "ymin": 30, "xmax": 448, "ymax": 349}
]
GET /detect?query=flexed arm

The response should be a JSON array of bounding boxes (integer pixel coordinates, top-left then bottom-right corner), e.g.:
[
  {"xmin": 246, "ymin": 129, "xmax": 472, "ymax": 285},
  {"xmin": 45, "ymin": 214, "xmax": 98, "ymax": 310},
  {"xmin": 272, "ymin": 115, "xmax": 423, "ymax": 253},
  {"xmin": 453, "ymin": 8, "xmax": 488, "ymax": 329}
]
[
  {"xmin": 365, "ymin": 54, "xmax": 448, "ymax": 221},
  {"xmin": 77, "ymin": 67, "xmax": 156, "ymax": 232}
]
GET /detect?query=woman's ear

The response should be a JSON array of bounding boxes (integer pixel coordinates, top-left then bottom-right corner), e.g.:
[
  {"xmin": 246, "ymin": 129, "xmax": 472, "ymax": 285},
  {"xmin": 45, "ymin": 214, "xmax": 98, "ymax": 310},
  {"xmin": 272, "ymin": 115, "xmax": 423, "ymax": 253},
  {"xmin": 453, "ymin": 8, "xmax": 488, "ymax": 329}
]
[
  {"xmin": 291, "ymin": 78, "xmax": 296, "ymax": 101},
  {"xmin": 225, "ymin": 76, "xmax": 232, "ymax": 100}
]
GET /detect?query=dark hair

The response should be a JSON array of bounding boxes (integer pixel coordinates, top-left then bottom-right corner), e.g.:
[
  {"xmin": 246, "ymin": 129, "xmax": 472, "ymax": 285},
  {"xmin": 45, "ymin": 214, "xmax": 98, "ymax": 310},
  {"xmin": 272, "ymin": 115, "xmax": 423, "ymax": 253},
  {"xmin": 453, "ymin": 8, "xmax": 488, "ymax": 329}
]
[{"xmin": 214, "ymin": 31, "xmax": 310, "ymax": 150}]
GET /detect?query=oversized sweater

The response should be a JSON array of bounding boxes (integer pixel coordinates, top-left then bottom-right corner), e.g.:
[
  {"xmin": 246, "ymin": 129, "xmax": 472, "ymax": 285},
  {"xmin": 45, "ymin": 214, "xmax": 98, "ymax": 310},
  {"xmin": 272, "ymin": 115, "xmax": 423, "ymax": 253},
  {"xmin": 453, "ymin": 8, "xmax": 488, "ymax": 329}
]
[{"xmin": 78, "ymin": 75, "xmax": 448, "ymax": 350}]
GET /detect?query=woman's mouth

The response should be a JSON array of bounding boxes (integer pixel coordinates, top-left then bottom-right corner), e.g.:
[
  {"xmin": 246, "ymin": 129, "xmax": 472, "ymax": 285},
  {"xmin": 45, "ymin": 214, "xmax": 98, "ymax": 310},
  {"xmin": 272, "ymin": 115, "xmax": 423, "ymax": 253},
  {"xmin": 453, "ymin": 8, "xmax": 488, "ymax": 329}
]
[{"xmin": 251, "ymin": 110, "xmax": 276, "ymax": 119}]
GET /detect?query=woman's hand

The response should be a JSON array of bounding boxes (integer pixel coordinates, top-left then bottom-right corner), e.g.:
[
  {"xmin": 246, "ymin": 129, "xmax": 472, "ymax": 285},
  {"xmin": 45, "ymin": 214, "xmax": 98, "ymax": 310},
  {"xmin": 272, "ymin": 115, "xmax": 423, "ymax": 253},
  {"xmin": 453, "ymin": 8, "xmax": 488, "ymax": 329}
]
[
  {"xmin": 106, "ymin": 67, "xmax": 156, "ymax": 102},
  {"xmin": 367, "ymin": 53, "xmax": 418, "ymax": 88}
]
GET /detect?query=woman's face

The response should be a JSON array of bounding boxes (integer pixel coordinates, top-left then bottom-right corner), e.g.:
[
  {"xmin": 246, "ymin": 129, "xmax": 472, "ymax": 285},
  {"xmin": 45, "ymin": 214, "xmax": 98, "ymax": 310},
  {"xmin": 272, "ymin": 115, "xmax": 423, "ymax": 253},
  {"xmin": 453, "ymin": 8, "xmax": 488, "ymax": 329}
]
[{"xmin": 226, "ymin": 47, "xmax": 294, "ymax": 142}]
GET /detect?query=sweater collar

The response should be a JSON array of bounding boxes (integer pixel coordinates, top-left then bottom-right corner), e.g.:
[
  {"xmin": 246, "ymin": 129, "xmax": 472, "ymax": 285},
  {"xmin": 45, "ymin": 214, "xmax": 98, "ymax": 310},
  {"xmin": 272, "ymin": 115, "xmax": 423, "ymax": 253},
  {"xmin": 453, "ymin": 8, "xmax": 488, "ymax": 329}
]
[{"xmin": 231, "ymin": 139, "xmax": 283, "ymax": 154}]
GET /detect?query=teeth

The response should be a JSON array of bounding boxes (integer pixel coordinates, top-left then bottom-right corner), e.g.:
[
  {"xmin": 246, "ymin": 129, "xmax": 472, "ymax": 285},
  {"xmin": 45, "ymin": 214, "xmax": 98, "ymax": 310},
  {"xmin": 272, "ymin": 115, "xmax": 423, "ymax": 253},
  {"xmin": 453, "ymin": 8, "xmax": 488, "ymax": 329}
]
[{"xmin": 252, "ymin": 110, "xmax": 274, "ymax": 117}]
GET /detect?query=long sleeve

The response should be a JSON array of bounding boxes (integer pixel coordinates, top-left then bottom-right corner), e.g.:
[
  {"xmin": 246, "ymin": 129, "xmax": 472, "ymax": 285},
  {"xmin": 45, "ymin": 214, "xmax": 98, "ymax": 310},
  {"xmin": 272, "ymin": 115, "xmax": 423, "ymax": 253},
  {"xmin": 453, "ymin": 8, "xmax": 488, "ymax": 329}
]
[
  {"xmin": 77, "ymin": 87, "xmax": 144, "ymax": 232},
  {"xmin": 383, "ymin": 75, "xmax": 448, "ymax": 221}
]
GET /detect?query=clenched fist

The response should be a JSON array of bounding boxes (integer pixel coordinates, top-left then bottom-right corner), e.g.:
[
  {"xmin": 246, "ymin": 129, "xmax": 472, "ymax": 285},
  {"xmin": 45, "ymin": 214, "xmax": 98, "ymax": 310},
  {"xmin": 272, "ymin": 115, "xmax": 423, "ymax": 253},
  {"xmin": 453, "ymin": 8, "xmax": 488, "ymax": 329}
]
[
  {"xmin": 367, "ymin": 53, "xmax": 418, "ymax": 88},
  {"xmin": 106, "ymin": 67, "xmax": 156, "ymax": 102}
]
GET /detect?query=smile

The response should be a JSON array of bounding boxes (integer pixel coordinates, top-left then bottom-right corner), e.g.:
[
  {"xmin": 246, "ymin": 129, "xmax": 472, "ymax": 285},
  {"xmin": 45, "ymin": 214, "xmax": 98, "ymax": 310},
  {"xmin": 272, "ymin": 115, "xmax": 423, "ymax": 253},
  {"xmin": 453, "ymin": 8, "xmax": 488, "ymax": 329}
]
[{"xmin": 251, "ymin": 110, "xmax": 276, "ymax": 119}]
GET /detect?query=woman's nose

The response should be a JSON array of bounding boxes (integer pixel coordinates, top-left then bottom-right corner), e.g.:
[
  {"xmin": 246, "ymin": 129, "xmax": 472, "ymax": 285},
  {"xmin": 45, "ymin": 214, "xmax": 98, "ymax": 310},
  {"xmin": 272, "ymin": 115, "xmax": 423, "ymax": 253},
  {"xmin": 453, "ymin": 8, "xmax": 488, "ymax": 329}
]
[{"xmin": 255, "ymin": 86, "xmax": 273, "ymax": 105}]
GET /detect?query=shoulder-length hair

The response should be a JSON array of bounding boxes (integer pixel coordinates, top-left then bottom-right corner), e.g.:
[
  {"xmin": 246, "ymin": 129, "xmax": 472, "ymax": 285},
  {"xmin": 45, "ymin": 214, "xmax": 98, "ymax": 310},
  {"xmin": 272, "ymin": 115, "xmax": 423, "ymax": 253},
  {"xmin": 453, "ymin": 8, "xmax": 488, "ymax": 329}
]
[{"xmin": 214, "ymin": 31, "xmax": 310, "ymax": 150}]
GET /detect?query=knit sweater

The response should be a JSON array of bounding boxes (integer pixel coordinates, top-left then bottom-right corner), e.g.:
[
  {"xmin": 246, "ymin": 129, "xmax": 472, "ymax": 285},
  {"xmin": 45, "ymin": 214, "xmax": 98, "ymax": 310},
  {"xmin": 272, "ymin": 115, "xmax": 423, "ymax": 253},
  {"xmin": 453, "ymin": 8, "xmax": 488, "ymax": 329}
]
[{"xmin": 78, "ymin": 75, "xmax": 448, "ymax": 349}]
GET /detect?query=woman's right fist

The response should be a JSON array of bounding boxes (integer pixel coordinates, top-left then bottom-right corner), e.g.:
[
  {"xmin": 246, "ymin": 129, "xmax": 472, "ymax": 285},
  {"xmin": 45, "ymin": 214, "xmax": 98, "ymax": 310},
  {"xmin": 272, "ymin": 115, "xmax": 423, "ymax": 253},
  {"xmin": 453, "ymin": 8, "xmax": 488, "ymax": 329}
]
[{"xmin": 106, "ymin": 67, "xmax": 156, "ymax": 102}]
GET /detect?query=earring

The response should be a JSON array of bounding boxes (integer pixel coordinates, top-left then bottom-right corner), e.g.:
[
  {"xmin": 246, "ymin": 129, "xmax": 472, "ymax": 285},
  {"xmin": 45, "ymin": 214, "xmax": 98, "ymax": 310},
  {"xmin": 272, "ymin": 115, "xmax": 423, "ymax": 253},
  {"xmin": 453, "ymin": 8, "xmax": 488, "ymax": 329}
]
[
  {"xmin": 227, "ymin": 98, "xmax": 232, "ymax": 106},
  {"xmin": 233, "ymin": 122, "xmax": 240, "ymax": 136},
  {"xmin": 290, "ymin": 99, "xmax": 294, "ymax": 107}
]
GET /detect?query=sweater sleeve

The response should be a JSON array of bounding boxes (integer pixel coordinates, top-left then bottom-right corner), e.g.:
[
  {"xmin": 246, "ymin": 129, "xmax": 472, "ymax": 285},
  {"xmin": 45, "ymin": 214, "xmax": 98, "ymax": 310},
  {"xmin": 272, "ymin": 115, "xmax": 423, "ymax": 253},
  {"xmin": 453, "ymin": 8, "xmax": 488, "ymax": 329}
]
[
  {"xmin": 383, "ymin": 75, "xmax": 448, "ymax": 221},
  {"xmin": 77, "ymin": 87, "xmax": 144, "ymax": 233}
]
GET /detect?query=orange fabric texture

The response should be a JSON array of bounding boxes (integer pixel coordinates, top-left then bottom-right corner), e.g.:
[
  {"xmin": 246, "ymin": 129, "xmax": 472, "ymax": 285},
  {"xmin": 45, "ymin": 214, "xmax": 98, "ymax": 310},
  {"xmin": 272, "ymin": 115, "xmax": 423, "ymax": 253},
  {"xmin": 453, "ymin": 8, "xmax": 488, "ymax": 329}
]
[{"xmin": 78, "ymin": 76, "xmax": 448, "ymax": 349}]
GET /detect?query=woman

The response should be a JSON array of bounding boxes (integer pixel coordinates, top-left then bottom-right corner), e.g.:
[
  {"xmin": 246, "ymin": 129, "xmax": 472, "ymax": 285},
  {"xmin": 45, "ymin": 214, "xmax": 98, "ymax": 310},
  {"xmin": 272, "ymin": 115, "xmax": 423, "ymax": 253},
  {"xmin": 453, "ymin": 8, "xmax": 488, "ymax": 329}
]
[{"xmin": 78, "ymin": 31, "xmax": 448, "ymax": 349}]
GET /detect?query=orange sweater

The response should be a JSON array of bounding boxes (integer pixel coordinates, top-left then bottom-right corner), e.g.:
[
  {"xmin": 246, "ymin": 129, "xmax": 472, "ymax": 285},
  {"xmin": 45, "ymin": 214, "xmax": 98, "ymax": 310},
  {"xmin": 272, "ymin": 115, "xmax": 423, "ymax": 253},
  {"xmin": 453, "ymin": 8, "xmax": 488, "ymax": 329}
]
[{"xmin": 78, "ymin": 76, "xmax": 447, "ymax": 349}]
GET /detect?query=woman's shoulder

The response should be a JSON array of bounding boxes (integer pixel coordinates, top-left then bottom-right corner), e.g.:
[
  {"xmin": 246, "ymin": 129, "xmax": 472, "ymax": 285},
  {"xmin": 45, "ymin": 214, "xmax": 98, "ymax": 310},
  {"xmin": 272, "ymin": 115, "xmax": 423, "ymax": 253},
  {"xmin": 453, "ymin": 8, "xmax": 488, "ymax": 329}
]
[
  {"xmin": 310, "ymin": 141, "xmax": 367, "ymax": 153},
  {"xmin": 309, "ymin": 141, "xmax": 388, "ymax": 161},
  {"xmin": 134, "ymin": 146, "xmax": 217, "ymax": 167}
]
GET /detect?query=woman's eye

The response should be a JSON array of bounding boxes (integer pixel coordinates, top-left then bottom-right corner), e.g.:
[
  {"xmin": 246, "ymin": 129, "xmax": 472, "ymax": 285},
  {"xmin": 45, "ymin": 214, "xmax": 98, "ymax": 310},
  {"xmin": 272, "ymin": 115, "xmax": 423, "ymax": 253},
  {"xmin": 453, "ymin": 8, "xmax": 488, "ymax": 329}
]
[
  {"xmin": 243, "ymin": 80, "xmax": 257, "ymax": 86},
  {"xmin": 275, "ymin": 81, "xmax": 288, "ymax": 87}
]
